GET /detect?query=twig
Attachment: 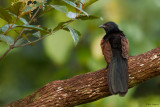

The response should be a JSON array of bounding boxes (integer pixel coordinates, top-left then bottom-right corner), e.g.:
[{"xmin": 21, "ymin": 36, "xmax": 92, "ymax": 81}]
[
  {"xmin": 2, "ymin": 17, "xmax": 19, "ymax": 35},
  {"xmin": 0, "ymin": 45, "xmax": 14, "ymax": 61},
  {"xmin": 14, "ymin": 31, "xmax": 55, "ymax": 48},
  {"xmin": 14, "ymin": 6, "xmax": 42, "ymax": 43},
  {"xmin": 14, "ymin": 19, "xmax": 74, "ymax": 48}
]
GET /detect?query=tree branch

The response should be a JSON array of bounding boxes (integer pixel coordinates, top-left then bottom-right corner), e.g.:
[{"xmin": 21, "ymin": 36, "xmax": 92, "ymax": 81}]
[{"xmin": 4, "ymin": 47, "xmax": 160, "ymax": 107}]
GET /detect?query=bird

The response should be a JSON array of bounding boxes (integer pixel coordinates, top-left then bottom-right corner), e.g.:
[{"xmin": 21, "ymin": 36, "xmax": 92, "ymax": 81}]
[{"xmin": 99, "ymin": 21, "xmax": 129, "ymax": 96}]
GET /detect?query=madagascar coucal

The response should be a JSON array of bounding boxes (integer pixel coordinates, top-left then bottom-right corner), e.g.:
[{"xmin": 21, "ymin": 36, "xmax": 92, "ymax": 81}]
[{"xmin": 99, "ymin": 21, "xmax": 129, "ymax": 96}]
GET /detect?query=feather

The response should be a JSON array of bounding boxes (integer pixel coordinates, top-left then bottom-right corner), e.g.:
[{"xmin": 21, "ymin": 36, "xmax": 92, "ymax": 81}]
[
  {"xmin": 121, "ymin": 36, "xmax": 129, "ymax": 59},
  {"xmin": 107, "ymin": 49, "xmax": 128, "ymax": 96},
  {"xmin": 100, "ymin": 39, "xmax": 112, "ymax": 64}
]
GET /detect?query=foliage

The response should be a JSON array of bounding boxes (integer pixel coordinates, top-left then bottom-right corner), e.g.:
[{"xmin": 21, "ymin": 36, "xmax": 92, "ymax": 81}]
[{"xmin": 0, "ymin": 0, "xmax": 100, "ymax": 60}]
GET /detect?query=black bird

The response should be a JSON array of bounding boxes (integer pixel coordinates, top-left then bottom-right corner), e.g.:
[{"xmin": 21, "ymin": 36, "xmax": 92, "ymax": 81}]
[{"xmin": 99, "ymin": 21, "xmax": 129, "ymax": 96}]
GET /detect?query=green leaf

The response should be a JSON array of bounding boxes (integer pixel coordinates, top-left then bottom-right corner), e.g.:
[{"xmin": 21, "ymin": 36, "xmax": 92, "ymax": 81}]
[
  {"xmin": 33, "ymin": 31, "xmax": 41, "ymax": 38},
  {"xmin": 81, "ymin": 0, "xmax": 85, "ymax": 3},
  {"xmin": 22, "ymin": 33, "xmax": 29, "ymax": 41},
  {"xmin": 76, "ymin": 15, "xmax": 101, "ymax": 20},
  {"xmin": 0, "ymin": 27, "xmax": 3, "ymax": 34},
  {"xmin": 66, "ymin": 26, "xmax": 79, "ymax": 45},
  {"xmin": 50, "ymin": 5, "xmax": 68, "ymax": 13},
  {"xmin": 24, "ymin": 2, "xmax": 43, "ymax": 12},
  {"xmin": 62, "ymin": 0, "xmax": 88, "ymax": 16},
  {"xmin": 19, "ymin": 17, "xmax": 28, "ymax": 24},
  {"xmin": 34, "ymin": 2, "xmax": 44, "ymax": 7},
  {"xmin": 38, "ymin": 6, "xmax": 53, "ymax": 17},
  {"xmin": 63, "ymin": 0, "xmax": 77, "ymax": 7},
  {"xmin": 39, "ymin": 26, "xmax": 52, "ymax": 35},
  {"xmin": 15, "ymin": 38, "xmax": 25, "ymax": 46},
  {"xmin": 1, "ymin": 24, "xmax": 17, "ymax": 32},
  {"xmin": 53, "ymin": 22, "xmax": 65, "ymax": 31},
  {"xmin": 9, "ymin": 2, "xmax": 25, "ymax": 16},
  {"xmin": 62, "ymin": 27, "xmax": 81, "ymax": 37},
  {"xmin": 0, "ymin": 7, "xmax": 12, "ymax": 23},
  {"xmin": 67, "ymin": 12, "xmax": 77, "ymax": 18},
  {"xmin": 80, "ymin": 0, "xmax": 85, "ymax": 9},
  {"xmin": 24, "ymin": 5, "xmax": 32, "ymax": 12},
  {"xmin": 0, "ymin": 34, "xmax": 14, "ymax": 45},
  {"xmin": 9, "ymin": 12, "xmax": 28, "ymax": 24},
  {"xmin": 53, "ymin": 20, "xmax": 73, "ymax": 31},
  {"xmin": 83, "ymin": 0, "xmax": 98, "ymax": 9},
  {"xmin": 16, "ymin": 25, "xmax": 48, "ymax": 33}
]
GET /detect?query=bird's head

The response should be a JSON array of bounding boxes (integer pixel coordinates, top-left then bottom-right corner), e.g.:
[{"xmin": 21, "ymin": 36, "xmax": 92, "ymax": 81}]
[{"xmin": 99, "ymin": 21, "xmax": 119, "ymax": 33}]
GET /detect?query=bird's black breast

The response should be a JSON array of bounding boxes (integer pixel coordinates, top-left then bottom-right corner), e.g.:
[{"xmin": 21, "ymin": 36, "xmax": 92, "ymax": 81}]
[{"xmin": 108, "ymin": 34, "xmax": 122, "ymax": 50}]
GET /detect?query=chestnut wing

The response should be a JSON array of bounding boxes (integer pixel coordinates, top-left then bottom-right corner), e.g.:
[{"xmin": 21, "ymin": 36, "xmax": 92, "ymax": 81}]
[
  {"xmin": 121, "ymin": 36, "xmax": 129, "ymax": 59},
  {"xmin": 101, "ymin": 39, "xmax": 112, "ymax": 63}
]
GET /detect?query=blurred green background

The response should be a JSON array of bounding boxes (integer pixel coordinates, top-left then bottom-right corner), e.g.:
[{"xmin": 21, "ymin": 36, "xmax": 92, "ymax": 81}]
[{"xmin": 0, "ymin": 0, "xmax": 160, "ymax": 107}]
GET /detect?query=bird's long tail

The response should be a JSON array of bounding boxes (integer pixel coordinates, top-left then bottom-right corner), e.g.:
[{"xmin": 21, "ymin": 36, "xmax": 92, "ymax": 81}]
[{"xmin": 107, "ymin": 49, "xmax": 128, "ymax": 96}]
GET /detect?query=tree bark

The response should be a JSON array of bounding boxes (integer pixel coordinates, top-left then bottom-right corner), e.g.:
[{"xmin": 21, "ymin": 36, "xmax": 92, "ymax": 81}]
[{"xmin": 4, "ymin": 47, "xmax": 160, "ymax": 107}]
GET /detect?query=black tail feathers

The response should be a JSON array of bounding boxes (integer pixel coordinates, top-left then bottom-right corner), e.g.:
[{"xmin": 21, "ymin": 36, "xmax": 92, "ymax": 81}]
[{"xmin": 107, "ymin": 51, "xmax": 128, "ymax": 97}]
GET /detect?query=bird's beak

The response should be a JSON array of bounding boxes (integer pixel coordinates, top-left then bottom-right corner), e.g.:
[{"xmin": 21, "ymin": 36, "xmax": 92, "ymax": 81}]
[{"xmin": 99, "ymin": 24, "xmax": 105, "ymax": 28}]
